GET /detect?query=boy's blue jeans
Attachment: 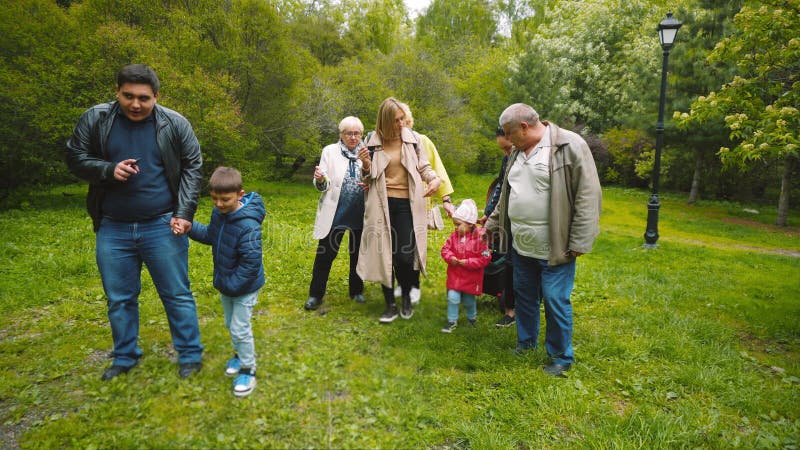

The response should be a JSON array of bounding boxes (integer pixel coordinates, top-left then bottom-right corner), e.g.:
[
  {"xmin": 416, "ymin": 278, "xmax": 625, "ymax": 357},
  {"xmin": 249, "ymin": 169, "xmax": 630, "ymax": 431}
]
[
  {"xmin": 220, "ymin": 290, "xmax": 259, "ymax": 369},
  {"xmin": 447, "ymin": 290, "xmax": 477, "ymax": 323},
  {"xmin": 511, "ymin": 249, "xmax": 576, "ymax": 365},
  {"xmin": 96, "ymin": 214, "xmax": 203, "ymax": 367}
]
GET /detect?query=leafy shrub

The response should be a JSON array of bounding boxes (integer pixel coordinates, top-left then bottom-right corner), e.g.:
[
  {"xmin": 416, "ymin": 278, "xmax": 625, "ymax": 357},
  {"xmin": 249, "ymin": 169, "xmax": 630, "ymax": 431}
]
[{"xmin": 601, "ymin": 127, "xmax": 652, "ymax": 187}]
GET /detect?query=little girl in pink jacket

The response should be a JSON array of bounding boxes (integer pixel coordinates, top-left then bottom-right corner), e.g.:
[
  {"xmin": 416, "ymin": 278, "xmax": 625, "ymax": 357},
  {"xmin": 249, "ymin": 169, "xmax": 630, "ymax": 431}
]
[{"xmin": 440, "ymin": 199, "xmax": 491, "ymax": 333}]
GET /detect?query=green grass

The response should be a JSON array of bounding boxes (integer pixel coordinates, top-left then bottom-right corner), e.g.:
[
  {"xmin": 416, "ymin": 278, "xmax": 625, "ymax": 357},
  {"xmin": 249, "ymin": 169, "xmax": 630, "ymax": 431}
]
[{"xmin": 1, "ymin": 175, "xmax": 798, "ymax": 448}]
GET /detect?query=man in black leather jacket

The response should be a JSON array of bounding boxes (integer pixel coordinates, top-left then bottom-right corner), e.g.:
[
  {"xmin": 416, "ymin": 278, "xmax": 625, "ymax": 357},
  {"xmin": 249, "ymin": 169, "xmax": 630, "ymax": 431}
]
[{"xmin": 66, "ymin": 64, "xmax": 204, "ymax": 381}]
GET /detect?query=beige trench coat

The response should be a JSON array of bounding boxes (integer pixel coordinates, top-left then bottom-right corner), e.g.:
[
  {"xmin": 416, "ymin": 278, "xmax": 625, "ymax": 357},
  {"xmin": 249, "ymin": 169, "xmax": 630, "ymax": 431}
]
[{"xmin": 357, "ymin": 128, "xmax": 440, "ymax": 287}]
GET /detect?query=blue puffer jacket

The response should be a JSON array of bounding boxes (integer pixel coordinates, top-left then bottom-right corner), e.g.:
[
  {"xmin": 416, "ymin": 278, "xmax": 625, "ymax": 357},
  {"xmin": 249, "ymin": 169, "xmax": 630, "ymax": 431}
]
[{"xmin": 190, "ymin": 192, "xmax": 266, "ymax": 297}]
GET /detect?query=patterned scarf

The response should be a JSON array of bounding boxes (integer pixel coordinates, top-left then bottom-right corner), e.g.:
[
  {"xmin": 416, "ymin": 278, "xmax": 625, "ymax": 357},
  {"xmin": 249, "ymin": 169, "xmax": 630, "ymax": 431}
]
[{"xmin": 340, "ymin": 140, "xmax": 359, "ymax": 178}]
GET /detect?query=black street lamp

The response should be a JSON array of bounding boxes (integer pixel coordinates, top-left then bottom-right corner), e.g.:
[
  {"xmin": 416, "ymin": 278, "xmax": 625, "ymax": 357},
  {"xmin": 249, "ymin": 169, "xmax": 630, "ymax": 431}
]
[{"xmin": 644, "ymin": 11, "xmax": 682, "ymax": 249}]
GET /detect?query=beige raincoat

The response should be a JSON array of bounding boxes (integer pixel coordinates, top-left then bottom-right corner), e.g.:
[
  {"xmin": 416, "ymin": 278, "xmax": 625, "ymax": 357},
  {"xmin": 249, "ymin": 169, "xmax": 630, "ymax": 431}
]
[{"xmin": 356, "ymin": 128, "xmax": 440, "ymax": 287}]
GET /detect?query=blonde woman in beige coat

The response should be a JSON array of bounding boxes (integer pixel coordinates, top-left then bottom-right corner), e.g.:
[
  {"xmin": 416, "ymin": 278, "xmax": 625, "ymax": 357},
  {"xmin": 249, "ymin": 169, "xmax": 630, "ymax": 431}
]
[{"xmin": 357, "ymin": 98, "xmax": 441, "ymax": 323}]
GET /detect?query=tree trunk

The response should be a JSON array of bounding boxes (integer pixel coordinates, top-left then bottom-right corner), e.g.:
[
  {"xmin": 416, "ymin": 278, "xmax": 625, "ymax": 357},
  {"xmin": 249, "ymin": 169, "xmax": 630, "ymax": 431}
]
[
  {"xmin": 776, "ymin": 155, "xmax": 793, "ymax": 226},
  {"xmin": 687, "ymin": 148, "xmax": 702, "ymax": 205}
]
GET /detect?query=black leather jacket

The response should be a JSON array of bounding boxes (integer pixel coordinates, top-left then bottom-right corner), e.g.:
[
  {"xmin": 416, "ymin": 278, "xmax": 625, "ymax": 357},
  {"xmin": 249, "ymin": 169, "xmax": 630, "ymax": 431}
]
[{"xmin": 66, "ymin": 102, "xmax": 203, "ymax": 231}]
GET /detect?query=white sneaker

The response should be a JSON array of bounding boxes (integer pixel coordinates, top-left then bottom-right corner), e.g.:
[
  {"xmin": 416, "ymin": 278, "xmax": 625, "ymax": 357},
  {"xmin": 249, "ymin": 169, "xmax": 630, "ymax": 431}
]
[
  {"xmin": 393, "ymin": 286, "xmax": 401, "ymax": 298},
  {"xmin": 409, "ymin": 287, "xmax": 421, "ymax": 305}
]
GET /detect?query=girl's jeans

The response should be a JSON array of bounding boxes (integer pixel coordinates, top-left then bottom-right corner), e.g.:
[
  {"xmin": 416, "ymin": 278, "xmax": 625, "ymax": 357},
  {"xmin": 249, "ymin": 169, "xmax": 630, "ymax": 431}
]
[{"xmin": 447, "ymin": 289, "xmax": 477, "ymax": 323}]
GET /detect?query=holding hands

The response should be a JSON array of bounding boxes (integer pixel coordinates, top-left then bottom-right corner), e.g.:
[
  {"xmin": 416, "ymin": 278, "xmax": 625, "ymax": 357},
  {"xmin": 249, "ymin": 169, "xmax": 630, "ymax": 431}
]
[{"xmin": 170, "ymin": 217, "xmax": 191, "ymax": 235}]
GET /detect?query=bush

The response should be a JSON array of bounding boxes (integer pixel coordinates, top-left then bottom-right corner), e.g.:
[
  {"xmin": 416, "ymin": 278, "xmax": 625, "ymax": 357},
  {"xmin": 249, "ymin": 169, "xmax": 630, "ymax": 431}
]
[{"xmin": 601, "ymin": 127, "xmax": 652, "ymax": 187}]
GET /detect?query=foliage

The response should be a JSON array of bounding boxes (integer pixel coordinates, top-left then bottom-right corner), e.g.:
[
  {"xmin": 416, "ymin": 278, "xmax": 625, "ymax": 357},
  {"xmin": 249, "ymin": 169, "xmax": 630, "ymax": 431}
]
[
  {"xmin": 601, "ymin": 128, "xmax": 654, "ymax": 187},
  {"xmin": 679, "ymin": 2, "xmax": 799, "ymax": 167},
  {"xmin": 1, "ymin": 0, "xmax": 798, "ymax": 211},
  {"xmin": 677, "ymin": 0, "xmax": 800, "ymax": 224},
  {"xmin": 0, "ymin": 0, "xmax": 82, "ymax": 190},
  {"xmin": 0, "ymin": 178, "xmax": 798, "ymax": 447},
  {"xmin": 506, "ymin": 0, "xmax": 691, "ymax": 133}
]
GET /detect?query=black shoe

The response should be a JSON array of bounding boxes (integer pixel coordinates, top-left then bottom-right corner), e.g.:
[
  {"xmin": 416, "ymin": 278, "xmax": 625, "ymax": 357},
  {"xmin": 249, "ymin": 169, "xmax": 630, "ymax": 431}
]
[
  {"xmin": 543, "ymin": 362, "xmax": 571, "ymax": 378},
  {"xmin": 179, "ymin": 362, "xmax": 203, "ymax": 378},
  {"xmin": 379, "ymin": 304, "xmax": 399, "ymax": 323},
  {"xmin": 101, "ymin": 363, "xmax": 136, "ymax": 381},
  {"xmin": 441, "ymin": 321, "xmax": 457, "ymax": 333},
  {"xmin": 468, "ymin": 318, "xmax": 477, "ymax": 327},
  {"xmin": 496, "ymin": 314, "xmax": 515, "ymax": 328},
  {"xmin": 400, "ymin": 295, "xmax": 413, "ymax": 319},
  {"xmin": 304, "ymin": 297, "xmax": 322, "ymax": 311},
  {"xmin": 350, "ymin": 294, "xmax": 366, "ymax": 303}
]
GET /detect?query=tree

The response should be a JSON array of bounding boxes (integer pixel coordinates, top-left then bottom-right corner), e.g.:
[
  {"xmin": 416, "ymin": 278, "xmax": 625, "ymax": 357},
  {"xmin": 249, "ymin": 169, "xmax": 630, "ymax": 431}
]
[
  {"xmin": 506, "ymin": 0, "xmax": 694, "ymax": 134},
  {"xmin": 668, "ymin": 0, "xmax": 741, "ymax": 204},
  {"xmin": 677, "ymin": 0, "xmax": 799, "ymax": 225}
]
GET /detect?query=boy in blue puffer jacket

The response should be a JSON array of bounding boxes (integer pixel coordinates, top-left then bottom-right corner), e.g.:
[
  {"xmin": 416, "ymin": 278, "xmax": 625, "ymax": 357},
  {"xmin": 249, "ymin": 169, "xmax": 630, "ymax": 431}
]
[{"xmin": 188, "ymin": 166, "xmax": 265, "ymax": 397}]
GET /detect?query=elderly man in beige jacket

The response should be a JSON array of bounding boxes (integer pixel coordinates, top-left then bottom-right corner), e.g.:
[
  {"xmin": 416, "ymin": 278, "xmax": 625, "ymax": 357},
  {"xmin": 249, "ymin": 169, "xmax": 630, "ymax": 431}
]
[{"xmin": 486, "ymin": 103, "xmax": 601, "ymax": 378}]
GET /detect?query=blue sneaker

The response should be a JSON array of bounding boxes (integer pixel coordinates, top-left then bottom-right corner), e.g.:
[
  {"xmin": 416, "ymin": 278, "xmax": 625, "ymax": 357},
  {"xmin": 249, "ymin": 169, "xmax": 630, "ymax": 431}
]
[
  {"xmin": 233, "ymin": 371, "xmax": 256, "ymax": 397},
  {"xmin": 225, "ymin": 356, "xmax": 240, "ymax": 377}
]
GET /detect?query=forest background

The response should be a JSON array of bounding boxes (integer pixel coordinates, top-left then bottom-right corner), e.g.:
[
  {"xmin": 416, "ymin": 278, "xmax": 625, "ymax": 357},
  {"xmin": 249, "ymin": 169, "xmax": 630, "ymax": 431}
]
[{"xmin": 0, "ymin": 0, "xmax": 798, "ymax": 223}]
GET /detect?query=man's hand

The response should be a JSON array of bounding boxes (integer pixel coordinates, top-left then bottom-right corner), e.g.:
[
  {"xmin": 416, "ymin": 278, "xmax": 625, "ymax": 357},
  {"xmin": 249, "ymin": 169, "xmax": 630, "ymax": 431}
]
[
  {"xmin": 171, "ymin": 217, "xmax": 192, "ymax": 235},
  {"xmin": 113, "ymin": 158, "xmax": 140, "ymax": 181},
  {"xmin": 478, "ymin": 214, "xmax": 488, "ymax": 225},
  {"xmin": 566, "ymin": 250, "xmax": 584, "ymax": 258}
]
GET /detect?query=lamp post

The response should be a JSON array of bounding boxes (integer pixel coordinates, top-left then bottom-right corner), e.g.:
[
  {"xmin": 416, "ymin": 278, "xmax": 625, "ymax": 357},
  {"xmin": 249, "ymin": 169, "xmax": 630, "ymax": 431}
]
[{"xmin": 644, "ymin": 11, "xmax": 682, "ymax": 249}]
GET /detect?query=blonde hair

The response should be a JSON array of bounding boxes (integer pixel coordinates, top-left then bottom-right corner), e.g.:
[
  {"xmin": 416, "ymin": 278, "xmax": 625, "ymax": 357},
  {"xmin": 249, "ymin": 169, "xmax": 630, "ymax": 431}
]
[
  {"xmin": 376, "ymin": 97, "xmax": 403, "ymax": 142},
  {"xmin": 398, "ymin": 102, "xmax": 414, "ymax": 128}
]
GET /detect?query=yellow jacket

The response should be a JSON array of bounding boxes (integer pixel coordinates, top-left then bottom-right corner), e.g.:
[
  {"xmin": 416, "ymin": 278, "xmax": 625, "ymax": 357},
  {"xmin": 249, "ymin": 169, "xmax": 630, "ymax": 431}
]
[{"xmin": 415, "ymin": 132, "xmax": 454, "ymax": 210}]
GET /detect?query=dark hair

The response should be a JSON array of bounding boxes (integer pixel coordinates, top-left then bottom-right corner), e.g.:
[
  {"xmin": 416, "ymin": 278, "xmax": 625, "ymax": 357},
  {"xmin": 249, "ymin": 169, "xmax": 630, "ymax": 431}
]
[
  {"xmin": 495, "ymin": 126, "xmax": 505, "ymax": 137},
  {"xmin": 116, "ymin": 64, "xmax": 160, "ymax": 94},
  {"xmin": 209, "ymin": 167, "xmax": 243, "ymax": 193}
]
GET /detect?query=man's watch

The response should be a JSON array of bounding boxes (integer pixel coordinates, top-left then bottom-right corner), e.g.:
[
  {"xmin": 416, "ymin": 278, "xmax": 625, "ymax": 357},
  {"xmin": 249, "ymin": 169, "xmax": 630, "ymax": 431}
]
[{"xmin": 442, "ymin": 197, "xmax": 452, "ymax": 204}]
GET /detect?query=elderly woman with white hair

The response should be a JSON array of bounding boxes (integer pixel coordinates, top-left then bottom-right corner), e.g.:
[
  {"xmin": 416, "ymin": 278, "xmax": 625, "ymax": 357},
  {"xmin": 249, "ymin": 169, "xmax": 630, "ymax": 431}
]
[{"xmin": 304, "ymin": 116, "xmax": 368, "ymax": 311}]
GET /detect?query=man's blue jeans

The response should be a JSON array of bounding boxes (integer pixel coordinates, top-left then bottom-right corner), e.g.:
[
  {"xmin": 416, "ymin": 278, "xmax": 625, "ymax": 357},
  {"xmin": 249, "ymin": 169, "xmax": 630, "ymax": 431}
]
[
  {"xmin": 512, "ymin": 248, "xmax": 576, "ymax": 365},
  {"xmin": 96, "ymin": 214, "xmax": 203, "ymax": 367},
  {"xmin": 220, "ymin": 290, "xmax": 259, "ymax": 369}
]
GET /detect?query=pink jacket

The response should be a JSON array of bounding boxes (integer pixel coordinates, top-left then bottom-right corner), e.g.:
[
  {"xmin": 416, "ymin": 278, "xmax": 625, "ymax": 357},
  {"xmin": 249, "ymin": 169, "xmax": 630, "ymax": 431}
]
[{"xmin": 441, "ymin": 228, "xmax": 491, "ymax": 295}]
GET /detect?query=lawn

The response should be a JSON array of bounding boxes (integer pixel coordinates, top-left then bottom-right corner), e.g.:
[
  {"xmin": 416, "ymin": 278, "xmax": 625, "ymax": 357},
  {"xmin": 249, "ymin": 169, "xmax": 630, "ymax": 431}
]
[{"xmin": 0, "ymin": 174, "xmax": 798, "ymax": 449}]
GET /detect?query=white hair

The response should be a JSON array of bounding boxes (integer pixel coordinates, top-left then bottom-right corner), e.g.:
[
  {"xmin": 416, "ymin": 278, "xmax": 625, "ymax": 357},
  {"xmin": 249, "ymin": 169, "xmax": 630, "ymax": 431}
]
[
  {"xmin": 338, "ymin": 116, "xmax": 364, "ymax": 133},
  {"xmin": 499, "ymin": 103, "xmax": 539, "ymax": 127}
]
